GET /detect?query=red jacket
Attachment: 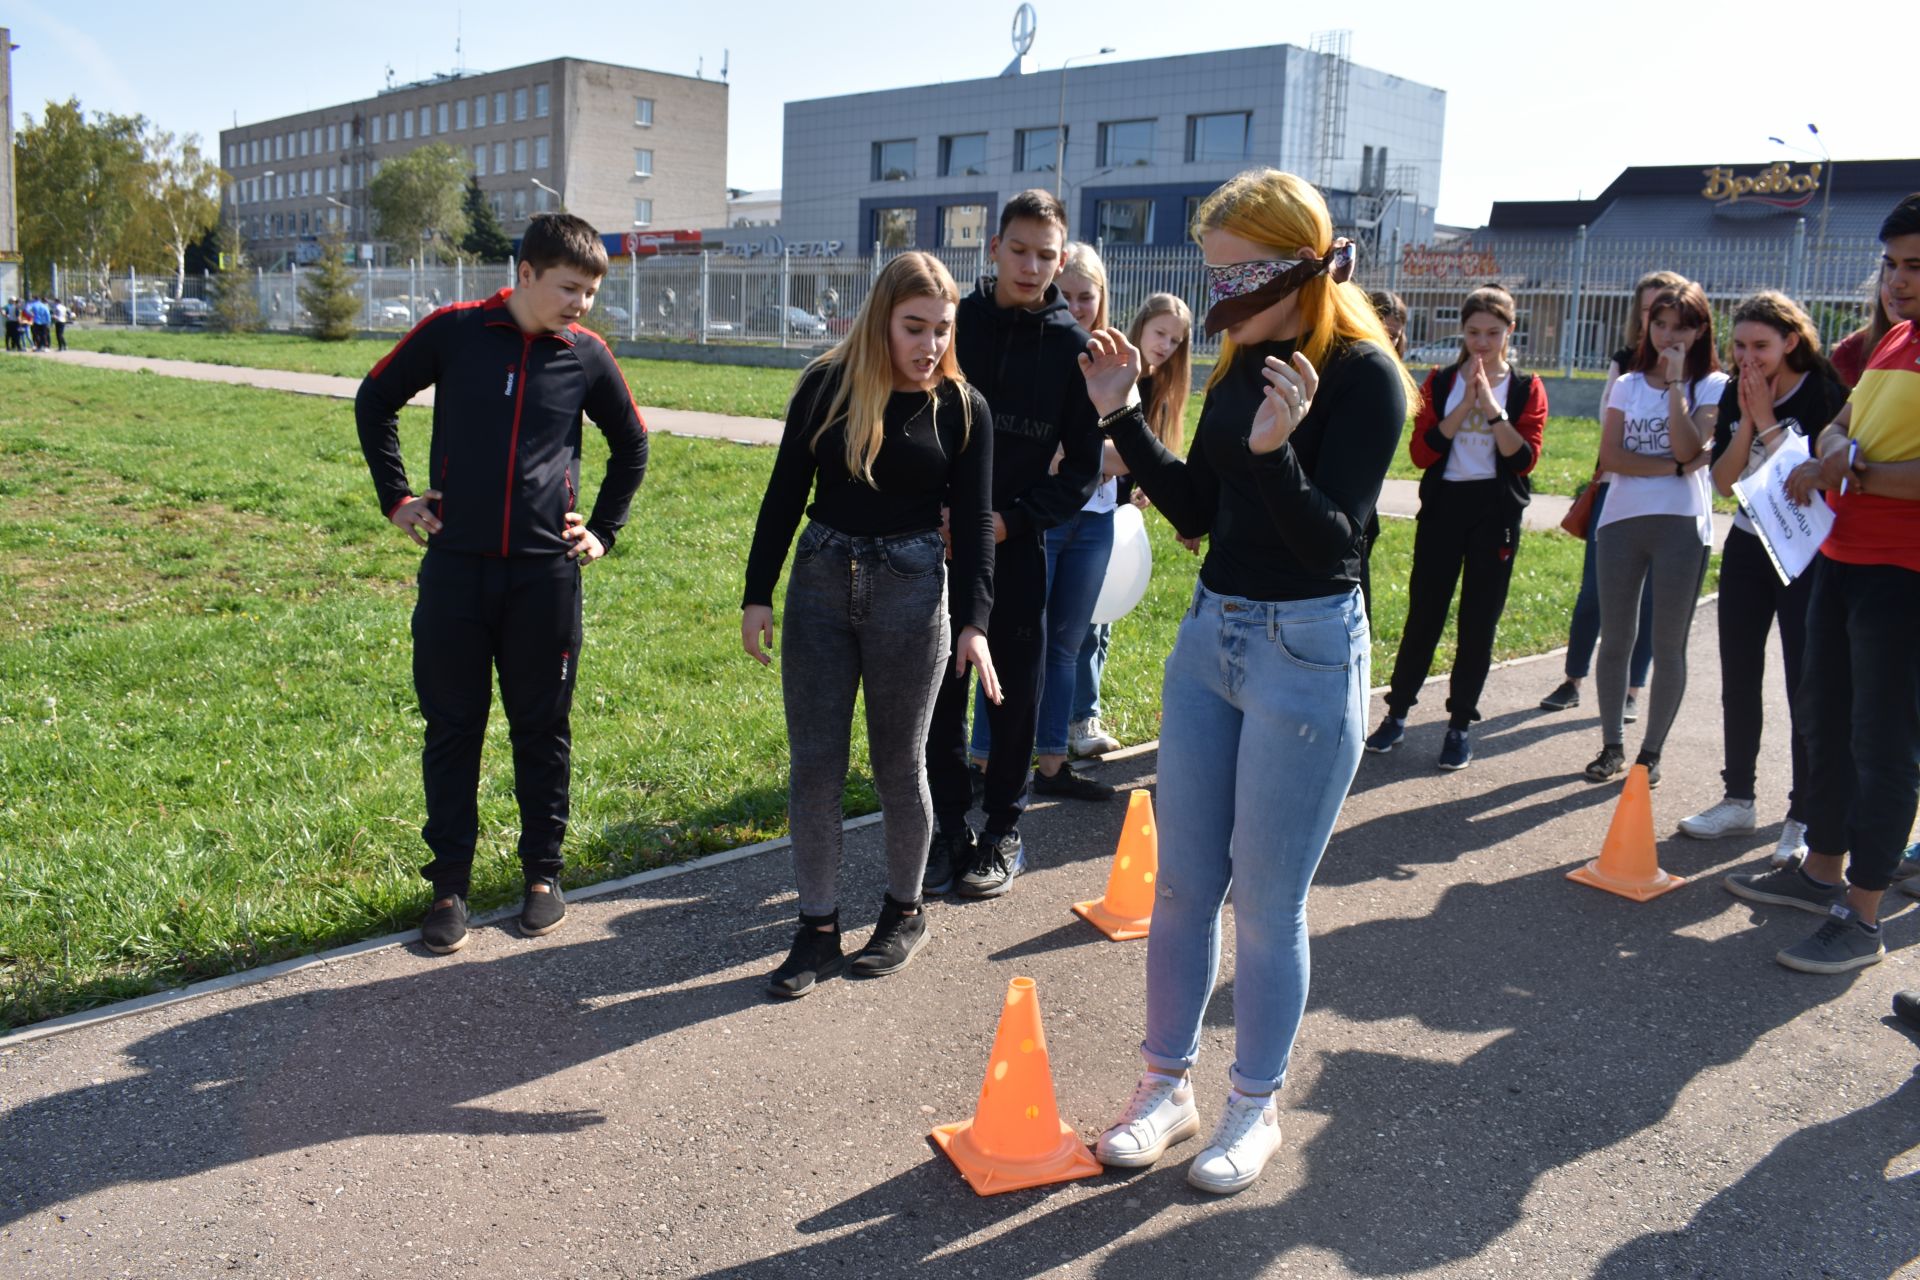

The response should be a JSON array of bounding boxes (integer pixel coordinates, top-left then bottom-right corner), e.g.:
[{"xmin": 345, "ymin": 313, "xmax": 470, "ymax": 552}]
[{"xmin": 1409, "ymin": 363, "xmax": 1548, "ymax": 513}]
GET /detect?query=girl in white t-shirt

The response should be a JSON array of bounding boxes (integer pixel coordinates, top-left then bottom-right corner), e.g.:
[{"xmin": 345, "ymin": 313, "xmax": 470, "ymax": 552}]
[{"xmin": 1587, "ymin": 281, "xmax": 1728, "ymax": 785}]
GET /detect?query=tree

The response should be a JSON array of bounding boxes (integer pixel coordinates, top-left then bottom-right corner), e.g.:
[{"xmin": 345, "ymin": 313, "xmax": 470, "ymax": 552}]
[
  {"xmin": 460, "ymin": 176, "xmax": 513, "ymax": 262},
  {"xmin": 208, "ymin": 224, "xmax": 261, "ymax": 333},
  {"xmin": 134, "ymin": 131, "xmax": 227, "ymax": 300},
  {"xmin": 368, "ymin": 144, "xmax": 470, "ymax": 264},
  {"xmin": 297, "ymin": 235, "xmax": 361, "ymax": 341},
  {"xmin": 15, "ymin": 98, "xmax": 150, "ymax": 295}
]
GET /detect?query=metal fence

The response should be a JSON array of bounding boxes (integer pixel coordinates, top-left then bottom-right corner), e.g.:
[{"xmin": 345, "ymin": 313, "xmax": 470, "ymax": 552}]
[{"xmin": 66, "ymin": 219, "xmax": 1884, "ymax": 373}]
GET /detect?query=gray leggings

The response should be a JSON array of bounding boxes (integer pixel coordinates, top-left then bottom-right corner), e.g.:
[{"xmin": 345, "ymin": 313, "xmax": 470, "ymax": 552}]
[
  {"xmin": 1595, "ymin": 515, "xmax": 1711, "ymax": 755},
  {"xmin": 780, "ymin": 522, "xmax": 951, "ymax": 916}
]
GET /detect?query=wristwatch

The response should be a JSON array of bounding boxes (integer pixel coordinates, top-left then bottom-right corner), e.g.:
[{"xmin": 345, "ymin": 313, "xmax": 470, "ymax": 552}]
[
  {"xmin": 1489, "ymin": 413, "xmax": 1509, "ymax": 426},
  {"xmin": 1673, "ymin": 459, "xmax": 1685, "ymax": 477}
]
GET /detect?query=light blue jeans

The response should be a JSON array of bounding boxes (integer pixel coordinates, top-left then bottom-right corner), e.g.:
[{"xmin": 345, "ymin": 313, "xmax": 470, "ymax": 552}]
[
  {"xmin": 1072, "ymin": 623, "xmax": 1110, "ymax": 724},
  {"xmin": 1142, "ymin": 582, "xmax": 1370, "ymax": 1095}
]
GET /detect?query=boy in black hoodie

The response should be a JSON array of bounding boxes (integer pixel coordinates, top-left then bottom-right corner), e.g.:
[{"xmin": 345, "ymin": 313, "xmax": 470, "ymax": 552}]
[
  {"xmin": 924, "ymin": 189, "xmax": 1104, "ymax": 899},
  {"xmin": 356, "ymin": 214, "xmax": 648, "ymax": 955}
]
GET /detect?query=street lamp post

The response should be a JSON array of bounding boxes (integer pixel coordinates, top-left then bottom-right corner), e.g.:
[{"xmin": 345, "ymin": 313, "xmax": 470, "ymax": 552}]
[
  {"xmin": 1055, "ymin": 48, "xmax": 1116, "ymax": 203},
  {"xmin": 1768, "ymin": 124, "xmax": 1834, "ymax": 250},
  {"xmin": 530, "ymin": 177, "xmax": 564, "ymax": 213}
]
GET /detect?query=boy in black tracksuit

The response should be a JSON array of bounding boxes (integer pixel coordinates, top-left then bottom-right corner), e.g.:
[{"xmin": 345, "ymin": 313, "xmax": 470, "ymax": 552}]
[
  {"xmin": 924, "ymin": 189, "xmax": 1103, "ymax": 899},
  {"xmin": 355, "ymin": 214, "xmax": 648, "ymax": 954}
]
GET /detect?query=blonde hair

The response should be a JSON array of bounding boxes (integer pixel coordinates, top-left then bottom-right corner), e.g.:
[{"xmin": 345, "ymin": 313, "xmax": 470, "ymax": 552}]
[
  {"xmin": 798, "ymin": 252, "xmax": 969, "ymax": 486},
  {"xmin": 1127, "ymin": 293, "xmax": 1192, "ymax": 452},
  {"xmin": 1059, "ymin": 241, "xmax": 1110, "ymax": 332},
  {"xmin": 1190, "ymin": 169, "xmax": 1417, "ymax": 404}
]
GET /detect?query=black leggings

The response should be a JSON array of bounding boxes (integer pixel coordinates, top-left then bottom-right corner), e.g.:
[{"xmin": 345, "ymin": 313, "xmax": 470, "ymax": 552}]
[
  {"xmin": 1384, "ymin": 502, "xmax": 1522, "ymax": 729},
  {"xmin": 1716, "ymin": 526, "xmax": 1810, "ymax": 809}
]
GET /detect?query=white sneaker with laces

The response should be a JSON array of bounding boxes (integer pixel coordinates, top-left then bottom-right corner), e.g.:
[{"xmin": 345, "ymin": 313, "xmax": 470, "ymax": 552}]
[
  {"xmin": 1071, "ymin": 717, "xmax": 1122, "ymax": 758},
  {"xmin": 1094, "ymin": 1072, "xmax": 1200, "ymax": 1168},
  {"xmin": 1678, "ymin": 797, "xmax": 1757, "ymax": 840},
  {"xmin": 1771, "ymin": 818, "xmax": 1810, "ymax": 867},
  {"xmin": 1186, "ymin": 1092, "xmax": 1281, "ymax": 1194}
]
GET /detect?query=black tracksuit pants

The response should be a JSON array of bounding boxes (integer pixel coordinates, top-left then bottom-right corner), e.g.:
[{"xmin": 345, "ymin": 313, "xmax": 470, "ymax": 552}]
[
  {"xmin": 1385, "ymin": 495, "xmax": 1523, "ymax": 729},
  {"xmin": 412, "ymin": 549, "xmax": 582, "ymax": 898},
  {"xmin": 1716, "ymin": 525, "xmax": 1811, "ymax": 809},
  {"xmin": 927, "ymin": 532, "xmax": 1047, "ymax": 839}
]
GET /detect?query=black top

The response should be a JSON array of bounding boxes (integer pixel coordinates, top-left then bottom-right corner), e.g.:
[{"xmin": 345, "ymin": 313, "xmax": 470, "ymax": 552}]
[
  {"xmin": 1610, "ymin": 345, "xmax": 1635, "ymax": 373},
  {"xmin": 1106, "ymin": 337, "xmax": 1407, "ymax": 602},
  {"xmin": 1709, "ymin": 367, "xmax": 1850, "ymax": 463},
  {"xmin": 955, "ymin": 278, "xmax": 1102, "ymax": 543},
  {"xmin": 742, "ymin": 364, "xmax": 995, "ymax": 635},
  {"xmin": 356, "ymin": 289, "xmax": 648, "ymax": 557}
]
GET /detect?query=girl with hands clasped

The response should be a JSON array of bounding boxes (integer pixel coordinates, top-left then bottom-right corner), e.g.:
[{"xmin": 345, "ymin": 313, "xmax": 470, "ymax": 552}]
[
  {"xmin": 739, "ymin": 252, "xmax": 998, "ymax": 999},
  {"xmin": 1677, "ymin": 294, "xmax": 1848, "ymax": 858},
  {"xmin": 1585, "ymin": 281, "xmax": 1727, "ymax": 787},
  {"xmin": 1075, "ymin": 170, "xmax": 1413, "ymax": 1195},
  {"xmin": 1366, "ymin": 285, "xmax": 1547, "ymax": 771}
]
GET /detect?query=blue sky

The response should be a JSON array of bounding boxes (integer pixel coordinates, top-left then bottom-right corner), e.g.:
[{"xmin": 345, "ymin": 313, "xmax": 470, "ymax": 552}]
[{"xmin": 5, "ymin": 0, "xmax": 1908, "ymax": 227}]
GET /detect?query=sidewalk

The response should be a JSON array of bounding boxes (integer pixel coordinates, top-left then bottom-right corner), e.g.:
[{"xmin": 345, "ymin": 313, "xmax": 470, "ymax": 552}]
[
  {"xmin": 3, "ymin": 610, "xmax": 1913, "ymax": 1278},
  {"xmin": 52, "ymin": 349, "xmax": 1742, "ymax": 542}
]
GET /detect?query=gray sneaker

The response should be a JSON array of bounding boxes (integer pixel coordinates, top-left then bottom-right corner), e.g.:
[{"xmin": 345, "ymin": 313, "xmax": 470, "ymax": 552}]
[
  {"xmin": 1724, "ymin": 865, "xmax": 1845, "ymax": 915},
  {"xmin": 1776, "ymin": 906, "xmax": 1885, "ymax": 974}
]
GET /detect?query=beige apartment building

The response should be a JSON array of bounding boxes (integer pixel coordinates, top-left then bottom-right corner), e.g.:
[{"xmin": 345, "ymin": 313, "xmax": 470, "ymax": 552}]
[{"xmin": 220, "ymin": 57, "xmax": 727, "ymax": 266}]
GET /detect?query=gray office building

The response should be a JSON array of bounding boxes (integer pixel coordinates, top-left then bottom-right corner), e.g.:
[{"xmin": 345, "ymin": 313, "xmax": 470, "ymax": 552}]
[{"xmin": 780, "ymin": 41, "xmax": 1443, "ymax": 258}]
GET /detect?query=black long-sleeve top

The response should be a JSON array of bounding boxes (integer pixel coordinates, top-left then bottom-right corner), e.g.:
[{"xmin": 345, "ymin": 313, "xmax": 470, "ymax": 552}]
[
  {"xmin": 1106, "ymin": 337, "xmax": 1407, "ymax": 601},
  {"xmin": 742, "ymin": 364, "xmax": 995, "ymax": 634},
  {"xmin": 355, "ymin": 289, "xmax": 648, "ymax": 557}
]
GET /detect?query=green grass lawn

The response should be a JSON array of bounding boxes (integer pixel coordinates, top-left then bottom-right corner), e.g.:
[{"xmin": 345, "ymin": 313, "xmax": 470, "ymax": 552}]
[{"xmin": 1, "ymin": 358, "xmax": 1650, "ymax": 1028}]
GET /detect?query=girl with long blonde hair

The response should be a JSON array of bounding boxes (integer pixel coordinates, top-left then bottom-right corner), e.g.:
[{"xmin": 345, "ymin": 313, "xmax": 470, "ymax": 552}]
[
  {"xmin": 740, "ymin": 251, "xmax": 999, "ymax": 998},
  {"xmin": 1077, "ymin": 169, "xmax": 1411, "ymax": 1193}
]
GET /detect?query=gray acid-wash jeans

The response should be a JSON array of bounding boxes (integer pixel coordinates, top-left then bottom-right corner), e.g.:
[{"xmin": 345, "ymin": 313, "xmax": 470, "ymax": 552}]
[{"xmin": 781, "ymin": 521, "xmax": 951, "ymax": 916}]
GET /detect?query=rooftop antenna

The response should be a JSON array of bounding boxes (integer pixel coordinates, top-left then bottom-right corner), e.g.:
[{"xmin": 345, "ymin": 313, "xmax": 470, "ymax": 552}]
[
  {"xmin": 721, "ymin": 49, "xmax": 729, "ymax": 82},
  {"xmin": 455, "ymin": 10, "xmax": 463, "ymax": 74},
  {"xmin": 384, "ymin": 63, "xmax": 395, "ymax": 90},
  {"xmin": 696, "ymin": 55, "xmax": 704, "ymax": 79}
]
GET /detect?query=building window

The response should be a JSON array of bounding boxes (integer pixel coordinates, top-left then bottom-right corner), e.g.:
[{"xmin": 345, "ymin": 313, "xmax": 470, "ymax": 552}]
[
  {"xmin": 493, "ymin": 141, "xmax": 507, "ymax": 174},
  {"xmin": 941, "ymin": 204, "xmax": 987, "ymax": 248},
  {"xmin": 494, "ymin": 92, "xmax": 506, "ymax": 125},
  {"xmin": 873, "ymin": 207, "xmax": 917, "ymax": 250},
  {"xmin": 1096, "ymin": 198, "xmax": 1155, "ymax": 244},
  {"xmin": 533, "ymin": 136, "xmax": 548, "ymax": 169},
  {"xmin": 386, "ymin": 113, "xmax": 397, "ymax": 142},
  {"xmin": 1098, "ymin": 119, "xmax": 1154, "ymax": 168},
  {"xmin": 324, "ymin": 124, "xmax": 335, "ymax": 152},
  {"xmin": 635, "ymin": 97, "xmax": 654, "ymax": 126},
  {"xmin": 1186, "ymin": 111, "xmax": 1250, "ymax": 163},
  {"xmin": 328, "ymin": 168, "xmax": 337, "ymax": 194},
  {"xmin": 534, "ymin": 187, "xmax": 550, "ymax": 212},
  {"xmin": 514, "ymin": 88, "xmax": 528, "ymax": 121},
  {"xmin": 871, "ymin": 139, "xmax": 915, "ymax": 182},
  {"xmin": 299, "ymin": 171, "xmax": 310, "ymax": 195},
  {"xmin": 271, "ymin": 135, "xmax": 281, "ymax": 161},
  {"xmin": 634, "ymin": 148, "xmax": 653, "ymax": 177},
  {"xmin": 490, "ymin": 192, "xmax": 504, "ymax": 217},
  {"xmin": 474, "ymin": 95, "xmax": 487, "ymax": 128},
  {"xmin": 473, "ymin": 144, "xmax": 487, "ymax": 177},
  {"xmin": 371, "ymin": 116, "xmax": 382, "ymax": 145},
  {"xmin": 1017, "ymin": 126, "xmax": 1065, "ymax": 172},
  {"xmin": 513, "ymin": 139, "xmax": 528, "ymax": 171},
  {"xmin": 535, "ymin": 84, "xmax": 549, "ymax": 118},
  {"xmin": 939, "ymin": 133, "xmax": 988, "ymax": 177},
  {"xmin": 455, "ymin": 99, "xmax": 468, "ymax": 131},
  {"xmin": 436, "ymin": 103, "xmax": 448, "ymax": 133},
  {"xmin": 402, "ymin": 112, "xmax": 414, "ymax": 140},
  {"xmin": 297, "ymin": 131, "xmax": 307, "ymax": 158},
  {"xmin": 420, "ymin": 107, "xmax": 432, "ymax": 137},
  {"xmin": 313, "ymin": 127, "xmax": 323, "ymax": 152},
  {"xmin": 633, "ymin": 197, "xmax": 653, "ymax": 226},
  {"xmin": 513, "ymin": 188, "xmax": 528, "ymax": 220}
]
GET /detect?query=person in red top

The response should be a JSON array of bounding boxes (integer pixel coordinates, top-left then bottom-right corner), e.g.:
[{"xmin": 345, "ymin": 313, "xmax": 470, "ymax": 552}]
[
  {"xmin": 356, "ymin": 213, "xmax": 649, "ymax": 956},
  {"xmin": 1726, "ymin": 193, "xmax": 1920, "ymax": 977},
  {"xmin": 1364, "ymin": 285, "xmax": 1548, "ymax": 770},
  {"xmin": 1830, "ymin": 271, "xmax": 1895, "ymax": 389}
]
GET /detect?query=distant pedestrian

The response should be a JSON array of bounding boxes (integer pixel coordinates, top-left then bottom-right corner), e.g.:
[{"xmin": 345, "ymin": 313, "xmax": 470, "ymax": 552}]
[
  {"xmin": 52, "ymin": 298, "xmax": 70, "ymax": 351},
  {"xmin": 3, "ymin": 299, "xmax": 17, "ymax": 352},
  {"xmin": 1366, "ymin": 284, "xmax": 1548, "ymax": 771},
  {"xmin": 29, "ymin": 297, "xmax": 51, "ymax": 351}
]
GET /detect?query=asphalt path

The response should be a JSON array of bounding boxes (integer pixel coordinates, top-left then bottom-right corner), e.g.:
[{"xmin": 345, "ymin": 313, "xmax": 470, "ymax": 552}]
[{"xmin": 3, "ymin": 603, "xmax": 1916, "ymax": 1278}]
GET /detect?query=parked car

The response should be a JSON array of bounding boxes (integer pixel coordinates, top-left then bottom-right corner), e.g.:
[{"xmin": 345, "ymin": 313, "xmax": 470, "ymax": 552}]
[
  {"xmin": 376, "ymin": 299, "xmax": 415, "ymax": 326},
  {"xmin": 596, "ymin": 304, "xmax": 633, "ymax": 331},
  {"xmin": 166, "ymin": 298, "xmax": 211, "ymax": 328},
  {"xmin": 748, "ymin": 305, "xmax": 830, "ymax": 338},
  {"xmin": 108, "ymin": 296, "xmax": 170, "ymax": 325},
  {"xmin": 1404, "ymin": 339, "xmax": 1462, "ymax": 367}
]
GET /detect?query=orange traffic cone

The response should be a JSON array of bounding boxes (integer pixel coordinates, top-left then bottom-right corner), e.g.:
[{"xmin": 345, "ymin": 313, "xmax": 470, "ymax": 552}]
[
  {"xmin": 1072, "ymin": 789, "xmax": 1159, "ymax": 940},
  {"xmin": 931, "ymin": 976, "xmax": 1102, "ymax": 1195},
  {"xmin": 1567, "ymin": 764, "xmax": 1687, "ymax": 901}
]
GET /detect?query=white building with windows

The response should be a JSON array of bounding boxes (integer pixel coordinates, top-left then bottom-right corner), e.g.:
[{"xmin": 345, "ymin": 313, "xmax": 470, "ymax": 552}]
[
  {"xmin": 780, "ymin": 43, "xmax": 1442, "ymax": 258},
  {"xmin": 220, "ymin": 57, "xmax": 727, "ymax": 267}
]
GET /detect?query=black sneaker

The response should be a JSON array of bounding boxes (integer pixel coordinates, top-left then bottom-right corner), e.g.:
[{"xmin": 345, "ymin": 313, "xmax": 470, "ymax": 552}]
[
  {"xmin": 1363, "ymin": 715, "xmax": 1405, "ymax": 754},
  {"xmin": 1032, "ymin": 760, "xmax": 1115, "ymax": 801},
  {"xmin": 1634, "ymin": 750, "xmax": 1662, "ymax": 790},
  {"xmin": 1893, "ymin": 990, "xmax": 1920, "ymax": 1033},
  {"xmin": 421, "ymin": 895, "xmax": 469, "ymax": 955},
  {"xmin": 849, "ymin": 894, "xmax": 929, "ymax": 977},
  {"xmin": 923, "ymin": 826, "xmax": 975, "ymax": 896},
  {"xmin": 1776, "ymin": 906, "xmax": 1885, "ymax": 974},
  {"xmin": 1584, "ymin": 744, "xmax": 1625, "ymax": 783},
  {"xmin": 768, "ymin": 912, "xmax": 844, "ymax": 999},
  {"xmin": 958, "ymin": 830, "xmax": 1027, "ymax": 899},
  {"xmin": 1724, "ymin": 864, "xmax": 1846, "ymax": 916},
  {"xmin": 1538, "ymin": 680, "xmax": 1581, "ymax": 711},
  {"xmin": 520, "ymin": 876, "xmax": 568, "ymax": 937},
  {"xmin": 1437, "ymin": 728, "xmax": 1472, "ymax": 771}
]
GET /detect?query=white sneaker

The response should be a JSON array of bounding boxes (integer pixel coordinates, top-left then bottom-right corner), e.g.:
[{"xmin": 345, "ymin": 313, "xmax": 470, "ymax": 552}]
[
  {"xmin": 1771, "ymin": 818, "xmax": 1810, "ymax": 867},
  {"xmin": 1186, "ymin": 1092, "xmax": 1281, "ymax": 1194},
  {"xmin": 1677, "ymin": 798, "xmax": 1757, "ymax": 840},
  {"xmin": 1070, "ymin": 717, "xmax": 1122, "ymax": 758},
  {"xmin": 1094, "ymin": 1072, "xmax": 1200, "ymax": 1168}
]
